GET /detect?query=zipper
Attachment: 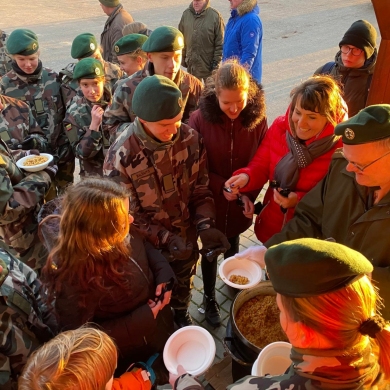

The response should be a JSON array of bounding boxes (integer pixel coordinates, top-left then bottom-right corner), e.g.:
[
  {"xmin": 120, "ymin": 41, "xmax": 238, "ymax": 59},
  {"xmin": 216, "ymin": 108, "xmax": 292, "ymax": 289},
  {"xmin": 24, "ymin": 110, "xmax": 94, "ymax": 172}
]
[{"xmin": 224, "ymin": 120, "xmax": 235, "ymax": 234}]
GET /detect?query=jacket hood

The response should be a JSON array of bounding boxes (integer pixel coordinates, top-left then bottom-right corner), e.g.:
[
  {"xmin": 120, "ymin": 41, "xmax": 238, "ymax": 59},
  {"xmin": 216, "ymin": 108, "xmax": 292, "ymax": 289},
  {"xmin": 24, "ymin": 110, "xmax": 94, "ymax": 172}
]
[
  {"xmin": 237, "ymin": 0, "xmax": 258, "ymax": 16},
  {"xmin": 189, "ymin": 0, "xmax": 210, "ymax": 14},
  {"xmin": 199, "ymin": 79, "xmax": 266, "ymax": 130},
  {"xmin": 334, "ymin": 49, "xmax": 377, "ymax": 74}
]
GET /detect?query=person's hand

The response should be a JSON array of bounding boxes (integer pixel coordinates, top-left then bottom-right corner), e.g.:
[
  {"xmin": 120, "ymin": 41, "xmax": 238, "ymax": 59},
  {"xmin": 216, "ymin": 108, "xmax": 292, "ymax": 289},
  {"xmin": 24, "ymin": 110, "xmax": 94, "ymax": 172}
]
[
  {"xmin": 90, "ymin": 105, "xmax": 104, "ymax": 130},
  {"xmin": 43, "ymin": 161, "xmax": 58, "ymax": 180},
  {"xmin": 20, "ymin": 135, "xmax": 40, "ymax": 150},
  {"xmin": 155, "ymin": 283, "xmax": 172, "ymax": 307},
  {"xmin": 241, "ymin": 195, "xmax": 254, "ymax": 219},
  {"xmin": 148, "ymin": 299, "xmax": 163, "ymax": 319},
  {"xmin": 234, "ymin": 245, "xmax": 267, "ymax": 269},
  {"xmin": 224, "ymin": 173, "xmax": 249, "ymax": 195},
  {"xmin": 169, "ymin": 364, "xmax": 187, "ymax": 388},
  {"xmin": 273, "ymin": 189, "xmax": 298, "ymax": 209},
  {"xmin": 223, "ymin": 188, "xmax": 238, "ymax": 201},
  {"xmin": 166, "ymin": 234, "xmax": 193, "ymax": 260},
  {"xmin": 25, "ymin": 149, "xmax": 40, "ymax": 156},
  {"xmin": 199, "ymin": 228, "xmax": 231, "ymax": 260}
]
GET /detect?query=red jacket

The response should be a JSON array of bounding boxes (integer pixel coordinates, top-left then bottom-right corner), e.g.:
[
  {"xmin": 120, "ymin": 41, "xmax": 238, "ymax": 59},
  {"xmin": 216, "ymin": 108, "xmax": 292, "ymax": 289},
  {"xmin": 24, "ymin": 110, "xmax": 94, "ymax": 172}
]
[
  {"xmin": 234, "ymin": 108, "xmax": 343, "ymax": 243},
  {"xmin": 189, "ymin": 80, "xmax": 267, "ymax": 238}
]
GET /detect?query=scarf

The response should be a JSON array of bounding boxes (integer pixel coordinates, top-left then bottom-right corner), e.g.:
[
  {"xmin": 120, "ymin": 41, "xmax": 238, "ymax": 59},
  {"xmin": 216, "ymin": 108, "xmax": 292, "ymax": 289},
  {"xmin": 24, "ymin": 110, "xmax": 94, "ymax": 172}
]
[
  {"xmin": 11, "ymin": 60, "xmax": 43, "ymax": 82},
  {"xmin": 273, "ymin": 129, "xmax": 340, "ymax": 190}
]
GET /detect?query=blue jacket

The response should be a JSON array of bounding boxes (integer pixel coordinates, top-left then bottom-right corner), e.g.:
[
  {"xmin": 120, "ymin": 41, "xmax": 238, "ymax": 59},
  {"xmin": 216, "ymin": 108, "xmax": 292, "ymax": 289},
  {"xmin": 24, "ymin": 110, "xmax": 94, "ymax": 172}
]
[{"xmin": 223, "ymin": 1, "xmax": 263, "ymax": 82}]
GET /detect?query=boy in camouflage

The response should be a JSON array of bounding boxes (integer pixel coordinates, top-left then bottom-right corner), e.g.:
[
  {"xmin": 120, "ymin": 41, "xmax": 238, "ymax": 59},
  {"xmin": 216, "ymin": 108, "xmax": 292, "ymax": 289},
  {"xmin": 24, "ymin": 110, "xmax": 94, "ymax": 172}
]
[
  {"xmin": 104, "ymin": 26, "xmax": 203, "ymax": 139},
  {"xmin": 0, "ymin": 248, "xmax": 57, "ymax": 389},
  {"xmin": 0, "ymin": 28, "xmax": 73, "ymax": 197},
  {"xmin": 104, "ymin": 75, "xmax": 230, "ymax": 327}
]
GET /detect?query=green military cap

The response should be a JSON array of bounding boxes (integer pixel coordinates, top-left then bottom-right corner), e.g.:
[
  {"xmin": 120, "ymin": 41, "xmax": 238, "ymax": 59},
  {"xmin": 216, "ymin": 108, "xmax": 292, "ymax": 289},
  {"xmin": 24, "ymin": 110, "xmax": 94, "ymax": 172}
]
[
  {"xmin": 114, "ymin": 34, "xmax": 148, "ymax": 56},
  {"xmin": 335, "ymin": 104, "xmax": 390, "ymax": 145},
  {"xmin": 99, "ymin": 0, "xmax": 120, "ymax": 7},
  {"xmin": 265, "ymin": 238, "xmax": 373, "ymax": 297},
  {"xmin": 133, "ymin": 75, "xmax": 183, "ymax": 122},
  {"xmin": 6, "ymin": 29, "xmax": 39, "ymax": 56},
  {"xmin": 142, "ymin": 26, "xmax": 184, "ymax": 53},
  {"xmin": 71, "ymin": 33, "xmax": 98, "ymax": 59},
  {"xmin": 73, "ymin": 58, "xmax": 105, "ymax": 80}
]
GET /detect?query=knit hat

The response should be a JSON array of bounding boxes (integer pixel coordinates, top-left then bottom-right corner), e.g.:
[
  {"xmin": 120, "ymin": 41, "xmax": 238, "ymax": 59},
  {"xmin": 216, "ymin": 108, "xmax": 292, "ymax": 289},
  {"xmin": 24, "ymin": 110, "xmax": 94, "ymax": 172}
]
[
  {"xmin": 335, "ymin": 104, "xmax": 390, "ymax": 145},
  {"xmin": 339, "ymin": 20, "xmax": 377, "ymax": 59},
  {"xmin": 6, "ymin": 29, "xmax": 39, "ymax": 56},
  {"xmin": 99, "ymin": 0, "xmax": 120, "ymax": 7},
  {"xmin": 142, "ymin": 26, "xmax": 184, "ymax": 53},
  {"xmin": 73, "ymin": 58, "xmax": 105, "ymax": 80},
  {"xmin": 132, "ymin": 75, "xmax": 183, "ymax": 122},
  {"xmin": 114, "ymin": 34, "xmax": 148, "ymax": 56},
  {"xmin": 265, "ymin": 238, "xmax": 373, "ymax": 297},
  {"xmin": 71, "ymin": 33, "xmax": 98, "ymax": 59}
]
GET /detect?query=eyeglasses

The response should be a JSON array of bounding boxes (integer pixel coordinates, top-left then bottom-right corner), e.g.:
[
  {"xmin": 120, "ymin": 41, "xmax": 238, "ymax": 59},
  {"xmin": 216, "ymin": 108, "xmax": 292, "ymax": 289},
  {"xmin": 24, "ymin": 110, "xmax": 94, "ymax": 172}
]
[
  {"xmin": 342, "ymin": 149, "xmax": 390, "ymax": 172},
  {"xmin": 340, "ymin": 45, "xmax": 363, "ymax": 56}
]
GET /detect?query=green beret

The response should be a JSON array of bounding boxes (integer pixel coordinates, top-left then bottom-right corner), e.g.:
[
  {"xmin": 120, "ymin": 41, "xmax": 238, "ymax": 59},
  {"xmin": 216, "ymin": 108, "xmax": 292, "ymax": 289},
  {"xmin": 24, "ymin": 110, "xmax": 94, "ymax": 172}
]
[
  {"xmin": 99, "ymin": 0, "xmax": 120, "ymax": 7},
  {"xmin": 71, "ymin": 33, "xmax": 98, "ymax": 59},
  {"xmin": 114, "ymin": 34, "xmax": 148, "ymax": 56},
  {"xmin": 265, "ymin": 238, "xmax": 373, "ymax": 297},
  {"xmin": 132, "ymin": 75, "xmax": 183, "ymax": 122},
  {"xmin": 6, "ymin": 29, "xmax": 39, "ymax": 56},
  {"xmin": 73, "ymin": 58, "xmax": 105, "ymax": 80},
  {"xmin": 335, "ymin": 104, "xmax": 390, "ymax": 145},
  {"xmin": 142, "ymin": 26, "xmax": 184, "ymax": 53}
]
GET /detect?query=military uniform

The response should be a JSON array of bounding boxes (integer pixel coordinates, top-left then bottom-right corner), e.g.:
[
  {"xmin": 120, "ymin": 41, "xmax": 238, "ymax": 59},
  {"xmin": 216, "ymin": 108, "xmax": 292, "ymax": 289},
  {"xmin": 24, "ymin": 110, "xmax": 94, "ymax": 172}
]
[
  {"xmin": 0, "ymin": 30, "xmax": 12, "ymax": 78},
  {"xmin": 64, "ymin": 92, "xmax": 111, "ymax": 176},
  {"xmin": 0, "ymin": 67, "xmax": 73, "ymax": 195},
  {"xmin": 104, "ymin": 63, "xmax": 203, "ymax": 137},
  {"xmin": 104, "ymin": 118, "xmax": 215, "ymax": 309},
  {"xmin": 0, "ymin": 248, "xmax": 57, "ymax": 390},
  {"xmin": 0, "ymin": 94, "xmax": 47, "ymax": 152},
  {"xmin": 0, "ymin": 139, "xmax": 52, "ymax": 269}
]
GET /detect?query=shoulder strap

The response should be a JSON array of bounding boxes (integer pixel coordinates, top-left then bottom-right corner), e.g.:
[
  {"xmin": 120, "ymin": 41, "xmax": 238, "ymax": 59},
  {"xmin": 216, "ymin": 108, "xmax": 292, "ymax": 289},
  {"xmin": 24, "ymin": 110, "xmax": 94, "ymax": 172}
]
[{"xmin": 320, "ymin": 61, "xmax": 336, "ymax": 75}]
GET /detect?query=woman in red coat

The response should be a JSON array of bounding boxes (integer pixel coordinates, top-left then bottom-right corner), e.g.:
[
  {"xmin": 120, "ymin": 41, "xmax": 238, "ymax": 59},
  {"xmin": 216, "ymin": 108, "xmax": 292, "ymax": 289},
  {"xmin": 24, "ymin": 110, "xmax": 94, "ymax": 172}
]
[
  {"xmin": 189, "ymin": 60, "xmax": 267, "ymax": 327},
  {"xmin": 226, "ymin": 75, "xmax": 347, "ymax": 244}
]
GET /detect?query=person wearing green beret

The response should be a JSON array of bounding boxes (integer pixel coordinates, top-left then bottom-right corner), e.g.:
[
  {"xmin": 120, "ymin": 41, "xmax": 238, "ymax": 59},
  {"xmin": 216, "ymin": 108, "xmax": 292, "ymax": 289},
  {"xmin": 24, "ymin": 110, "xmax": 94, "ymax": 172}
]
[
  {"xmin": 59, "ymin": 32, "xmax": 123, "ymax": 107},
  {"xmin": 114, "ymin": 34, "xmax": 148, "ymax": 78},
  {"xmin": 104, "ymin": 75, "xmax": 230, "ymax": 328},
  {"xmin": 0, "ymin": 28, "xmax": 73, "ymax": 199},
  {"xmin": 104, "ymin": 26, "xmax": 203, "ymax": 138},
  {"xmin": 63, "ymin": 58, "xmax": 111, "ymax": 177},
  {"xmin": 235, "ymin": 104, "xmax": 390, "ymax": 321},
  {"xmin": 98, "ymin": 0, "xmax": 133, "ymax": 64}
]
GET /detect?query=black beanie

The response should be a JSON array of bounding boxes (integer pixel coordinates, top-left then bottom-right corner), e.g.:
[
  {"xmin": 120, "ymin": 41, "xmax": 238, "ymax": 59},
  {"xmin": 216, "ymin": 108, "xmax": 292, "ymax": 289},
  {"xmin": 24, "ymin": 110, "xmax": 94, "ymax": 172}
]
[{"xmin": 339, "ymin": 20, "xmax": 377, "ymax": 59}]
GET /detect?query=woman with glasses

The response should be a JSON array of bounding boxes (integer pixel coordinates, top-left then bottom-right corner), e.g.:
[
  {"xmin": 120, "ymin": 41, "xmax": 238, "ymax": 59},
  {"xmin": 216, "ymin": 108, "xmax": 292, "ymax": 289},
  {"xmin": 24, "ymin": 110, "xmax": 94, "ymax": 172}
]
[
  {"xmin": 314, "ymin": 20, "xmax": 377, "ymax": 117},
  {"xmin": 225, "ymin": 75, "xmax": 347, "ymax": 244},
  {"xmin": 40, "ymin": 177, "xmax": 175, "ymax": 377}
]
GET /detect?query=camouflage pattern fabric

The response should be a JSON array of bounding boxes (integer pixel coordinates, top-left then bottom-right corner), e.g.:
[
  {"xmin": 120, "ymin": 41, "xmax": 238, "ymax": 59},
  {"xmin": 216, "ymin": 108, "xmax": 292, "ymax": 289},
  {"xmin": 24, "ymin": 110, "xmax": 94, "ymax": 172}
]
[
  {"xmin": 103, "ymin": 118, "xmax": 215, "ymax": 309},
  {"xmin": 0, "ymin": 65, "xmax": 74, "ymax": 194},
  {"xmin": 64, "ymin": 91, "xmax": 111, "ymax": 177},
  {"xmin": 0, "ymin": 94, "xmax": 47, "ymax": 152},
  {"xmin": 0, "ymin": 248, "xmax": 57, "ymax": 390},
  {"xmin": 0, "ymin": 30, "xmax": 12, "ymax": 78},
  {"xmin": 60, "ymin": 60, "xmax": 123, "ymax": 108},
  {"xmin": 103, "ymin": 62, "xmax": 203, "ymax": 139},
  {"xmin": 0, "ymin": 139, "xmax": 52, "ymax": 270}
]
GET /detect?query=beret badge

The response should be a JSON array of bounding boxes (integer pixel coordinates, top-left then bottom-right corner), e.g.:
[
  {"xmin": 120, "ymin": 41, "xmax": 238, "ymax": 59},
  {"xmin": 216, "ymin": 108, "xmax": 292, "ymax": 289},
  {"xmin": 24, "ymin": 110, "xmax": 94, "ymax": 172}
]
[
  {"xmin": 95, "ymin": 67, "xmax": 101, "ymax": 76},
  {"xmin": 344, "ymin": 128, "xmax": 355, "ymax": 140},
  {"xmin": 32, "ymin": 43, "xmax": 37, "ymax": 50},
  {"xmin": 90, "ymin": 43, "xmax": 96, "ymax": 51},
  {"xmin": 114, "ymin": 45, "xmax": 119, "ymax": 53}
]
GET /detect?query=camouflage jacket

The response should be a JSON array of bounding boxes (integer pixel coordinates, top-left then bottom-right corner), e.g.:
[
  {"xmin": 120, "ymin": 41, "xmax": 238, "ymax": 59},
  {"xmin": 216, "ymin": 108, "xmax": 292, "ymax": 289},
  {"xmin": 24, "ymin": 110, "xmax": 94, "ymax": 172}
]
[
  {"xmin": 0, "ymin": 248, "xmax": 57, "ymax": 390},
  {"xmin": 103, "ymin": 118, "xmax": 215, "ymax": 246},
  {"xmin": 0, "ymin": 30, "xmax": 12, "ymax": 78},
  {"xmin": 103, "ymin": 63, "xmax": 203, "ymax": 138},
  {"xmin": 64, "ymin": 92, "xmax": 111, "ymax": 176},
  {"xmin": 0, "ymin": 94, "xmax": 47, "ymax": 152},
  {"xmin": 0, "ymin": 139, "xmax": 51, "ymax": 270},
  {"xmin": 0, "ymin": 65, "xmax": 66, "ymax": 154},
  {"xmin": 59, "ymin": 60, "xmax": 123, "ymax": 107}
]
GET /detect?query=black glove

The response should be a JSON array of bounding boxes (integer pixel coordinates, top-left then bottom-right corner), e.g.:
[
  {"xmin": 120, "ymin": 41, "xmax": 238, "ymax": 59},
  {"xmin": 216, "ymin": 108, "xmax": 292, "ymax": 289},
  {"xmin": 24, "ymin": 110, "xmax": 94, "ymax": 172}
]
[
  {"xmin": 199, "ymin": 227, "xmax": 231, "ymax": 261},
  {"xmin": 20, "ymin": 136, "xmax": 40, "ymax": 150},
  {"xmin": 166, "ymin": 233, "xmax": 193, "ymax": 260},
  {"xmin": 43, "ymin": 161, "xmax": 58, "ymax": 180}
]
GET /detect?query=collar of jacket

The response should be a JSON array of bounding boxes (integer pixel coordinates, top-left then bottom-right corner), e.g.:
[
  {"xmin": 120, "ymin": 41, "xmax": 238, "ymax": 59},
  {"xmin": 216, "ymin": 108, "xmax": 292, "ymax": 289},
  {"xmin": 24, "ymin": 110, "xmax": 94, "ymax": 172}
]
[
  {"xmin": 0, "ymin": 259, "xmax": 9, "ymax": 289},
  {"xmin": 189, "ymin": 0, "xmax": 210, "ymax": 15},
  {"xmin": 334, "ymin": 49, "xmax": 377, "ymax": 75},
  {"xmin": 236, "ymin": 0, "xmax": 257, "ymax": 16},
  {"xmin": 133, "ymin": 117, "xmax": 180, "ymax": 151},
  {"xmin": 104, "ymin": 4, "xmax": 123, "ymax": 29}
]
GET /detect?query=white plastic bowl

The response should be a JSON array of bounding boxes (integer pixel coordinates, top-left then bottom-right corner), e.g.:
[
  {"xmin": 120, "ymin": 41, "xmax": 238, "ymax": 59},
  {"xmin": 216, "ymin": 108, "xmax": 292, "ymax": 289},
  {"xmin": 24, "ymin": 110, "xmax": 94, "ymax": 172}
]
[
  {"xmin": 251, "ymin": 341, "xmax": 292, "ymax": 376},
  {"xmin": 219, "ymin": 256, "xmax": 262, "ymax": 289},
  {"xmin": 163, "ymin": 325, "xmax": 216, "ymax": 376},
  {"xmin": 16, "ymin": 153, "xmax": 53, "ymax": 172}
]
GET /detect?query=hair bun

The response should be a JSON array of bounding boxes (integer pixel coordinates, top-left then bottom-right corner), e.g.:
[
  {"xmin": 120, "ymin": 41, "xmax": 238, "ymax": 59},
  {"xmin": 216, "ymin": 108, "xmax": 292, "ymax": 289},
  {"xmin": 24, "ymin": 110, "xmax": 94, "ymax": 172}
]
[{"xmin": 359, "ymin": 315, "xmax": 387, "ymax": 338}]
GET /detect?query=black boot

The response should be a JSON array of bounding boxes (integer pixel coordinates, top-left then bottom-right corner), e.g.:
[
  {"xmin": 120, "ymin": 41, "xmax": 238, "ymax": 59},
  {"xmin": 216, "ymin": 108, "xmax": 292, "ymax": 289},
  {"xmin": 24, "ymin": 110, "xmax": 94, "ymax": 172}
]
[
  {"xmin": 174, "ymin": 309, "xmax": 193, "ymax": 328},
  {"xmin": 203, "ymin": 294, "xmax": 221, "ymax": 328}
]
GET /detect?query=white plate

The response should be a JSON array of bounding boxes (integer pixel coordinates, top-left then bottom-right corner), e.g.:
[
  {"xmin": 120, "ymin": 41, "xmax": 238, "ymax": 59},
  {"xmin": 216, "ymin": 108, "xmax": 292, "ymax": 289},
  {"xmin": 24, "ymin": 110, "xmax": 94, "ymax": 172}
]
[
  {"xmin": 219, "ymin": 256, "xmax": 262, "ymax": 289},
  {"xmin": 163, "ymin": 325, "xmax": 216, "ymax": 376},
  {"xmin": 16, "ymin": 153, "xmax": 53, "ymax": 172},
  {"xmin": 252, "ymin": 341, "xmax": 292, "ymax": 376}
]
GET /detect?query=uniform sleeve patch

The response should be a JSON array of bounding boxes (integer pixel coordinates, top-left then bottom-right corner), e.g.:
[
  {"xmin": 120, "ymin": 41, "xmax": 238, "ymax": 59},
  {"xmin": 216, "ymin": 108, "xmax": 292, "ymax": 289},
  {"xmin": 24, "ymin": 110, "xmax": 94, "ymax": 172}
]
[{"xmin": 65, "ymin": 123, "xmax": 72, "ymax": 131}]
